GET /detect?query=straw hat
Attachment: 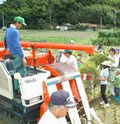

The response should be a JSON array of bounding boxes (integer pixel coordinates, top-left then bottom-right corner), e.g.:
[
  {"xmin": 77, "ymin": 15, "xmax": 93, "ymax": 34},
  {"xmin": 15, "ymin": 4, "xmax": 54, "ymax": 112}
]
[{"xmin": 101, "ymin": 61, "xmax": 112, "ymax": 67}]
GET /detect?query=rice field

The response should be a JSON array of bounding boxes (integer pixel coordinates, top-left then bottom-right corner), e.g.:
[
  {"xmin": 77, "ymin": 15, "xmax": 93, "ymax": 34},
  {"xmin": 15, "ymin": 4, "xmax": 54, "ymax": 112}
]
[{"xmin": 0, "ymin": 29, "xmax": 97, "ymax": 44}]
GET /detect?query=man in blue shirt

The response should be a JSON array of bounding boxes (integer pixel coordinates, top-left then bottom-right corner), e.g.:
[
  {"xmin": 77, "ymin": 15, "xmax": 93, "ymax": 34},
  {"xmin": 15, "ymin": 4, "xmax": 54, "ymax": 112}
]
[{"xmin": 5, "ymin": 16, "xmax": 27, "ymax": 95}]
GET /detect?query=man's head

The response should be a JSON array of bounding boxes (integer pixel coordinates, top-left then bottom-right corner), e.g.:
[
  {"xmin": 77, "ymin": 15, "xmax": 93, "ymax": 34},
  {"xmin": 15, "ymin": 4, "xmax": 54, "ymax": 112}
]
[
  {"xmin": 64, "ymin": 50, "xmax": 72, "ymax": 58},
  {"xmin": 14, "ymin": 16, "xmax": 27, "ymax": 29},
  {"xmin": 49, "ymin": 90, "xmax": 76, "ymax": 118},
  {"xmin": 69, "ymin": 40, "xmax": 74, "ymax": 44}
]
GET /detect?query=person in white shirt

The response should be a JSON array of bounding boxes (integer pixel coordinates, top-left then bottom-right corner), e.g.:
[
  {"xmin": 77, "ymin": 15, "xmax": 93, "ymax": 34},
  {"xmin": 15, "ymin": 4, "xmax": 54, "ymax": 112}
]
[
  {"xmin": 38, "ymin": 90, "xmax": 76, "ymax": 124},
  {"xmin": 115, "ymin": 48, "xmax": 120, "ymax": 67},
  {"xmin": 108, "ymin": 48, "xmax": 119, "ymax": 96},
  {"xmin": 108, "ymin": 48, "xmax": 119, "ymax": 68},
  {"xmin": 60, "ymin": 50, "xmax": 78, "ymax": 70}
]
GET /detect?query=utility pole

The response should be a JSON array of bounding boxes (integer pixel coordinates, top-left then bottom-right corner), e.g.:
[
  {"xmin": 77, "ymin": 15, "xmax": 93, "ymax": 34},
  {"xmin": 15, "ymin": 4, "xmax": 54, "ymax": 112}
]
[
  {"xmin": 49, "ymin": 0, "xmax": 52, "ymax": 30},
  {"xmin": 49, "ymin": 7, "xmax": 51, "ymax": 30},
  {"xmin": 114, "ymin": 10, "xmax": 116, "ymax": 27},
  {"xmin": 2, "ymin": 11, "xmax": 5, "ymax": 27},
  {"xmin": 112, "ymin": 9, "xmax": 117, "ymax": 27},
  {"xmin": 100, "ymin": 16, "xmax": 102, "ymax": 30}
]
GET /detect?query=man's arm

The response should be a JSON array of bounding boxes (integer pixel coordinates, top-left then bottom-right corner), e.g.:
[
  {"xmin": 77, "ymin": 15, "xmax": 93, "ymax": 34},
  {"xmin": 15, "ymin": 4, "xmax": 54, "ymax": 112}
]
[{"xmin": 4, "ymin": 36, "xmax": 7, "ymax": 49}]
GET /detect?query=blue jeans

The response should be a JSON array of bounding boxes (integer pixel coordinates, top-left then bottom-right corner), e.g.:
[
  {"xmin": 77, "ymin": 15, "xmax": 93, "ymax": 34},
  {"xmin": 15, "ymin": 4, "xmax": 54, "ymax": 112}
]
[{"xmin": 115, "ymin": 87, "xmax": 120, "ymax": 96}]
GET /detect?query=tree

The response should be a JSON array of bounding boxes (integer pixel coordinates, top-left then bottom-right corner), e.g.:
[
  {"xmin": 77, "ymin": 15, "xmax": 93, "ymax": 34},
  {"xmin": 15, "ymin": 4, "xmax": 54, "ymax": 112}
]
[{"xmin": 0, "ymin": 0, "xmax": 120, "ymax": 29}]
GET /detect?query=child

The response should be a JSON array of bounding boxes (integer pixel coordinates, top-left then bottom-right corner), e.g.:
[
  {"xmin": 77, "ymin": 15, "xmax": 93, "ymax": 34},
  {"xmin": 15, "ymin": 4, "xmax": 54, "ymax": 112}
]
[
  {"xmin": 114, "ymin": 70, "xmax": 120, "ymax": 101},
  {"xmin": 98, "ymin": 61, "xmax": 111, "ymax": 107}
]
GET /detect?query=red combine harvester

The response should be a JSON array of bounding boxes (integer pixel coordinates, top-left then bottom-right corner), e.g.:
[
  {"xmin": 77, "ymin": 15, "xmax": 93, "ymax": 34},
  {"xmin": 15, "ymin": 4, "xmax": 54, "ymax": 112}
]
[
  {"xmin": 0, "ymin": 41, "xmax": 102, "ymax": 124},
  {"xmin": 0, "ymin": 41, "xmax": 95, "ymax": 65}
]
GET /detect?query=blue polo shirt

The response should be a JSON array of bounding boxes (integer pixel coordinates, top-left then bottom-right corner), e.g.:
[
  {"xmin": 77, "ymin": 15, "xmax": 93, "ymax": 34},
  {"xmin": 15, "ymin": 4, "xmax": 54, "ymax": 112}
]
[{"xmin": 5, "ymin": 26, "xmax": 24, "ymax": 58}]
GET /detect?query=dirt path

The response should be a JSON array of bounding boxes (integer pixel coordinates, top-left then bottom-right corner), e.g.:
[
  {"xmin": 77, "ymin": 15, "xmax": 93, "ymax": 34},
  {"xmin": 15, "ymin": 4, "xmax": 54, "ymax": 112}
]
[
  {"xmin": 0, "ymin": 113, "xmax": 14, "ymax": 124},
  {"xmin": 90, "ymin": 95, "xmax": 120, "ymax": 124},
  {"xmin": 0, "ymin": 119, "xmax": 8, "ymax": 124}
]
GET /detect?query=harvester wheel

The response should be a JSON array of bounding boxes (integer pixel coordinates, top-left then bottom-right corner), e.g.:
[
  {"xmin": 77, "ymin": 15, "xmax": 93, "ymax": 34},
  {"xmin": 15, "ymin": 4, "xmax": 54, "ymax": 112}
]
[{"xmin": 19, "ymin": 119, "xmax": 24, "ymax": 124}]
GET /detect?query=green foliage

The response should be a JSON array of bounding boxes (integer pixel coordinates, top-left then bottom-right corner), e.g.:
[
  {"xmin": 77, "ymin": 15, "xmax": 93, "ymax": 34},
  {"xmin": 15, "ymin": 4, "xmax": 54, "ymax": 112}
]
[
  {"xmin": 0, "ymin": 0, "xmax": 120, "ymax": 29},
  {"xmin": 73, "ymin": 24, "xmax": 88, "ymax": 30},
  {"xmin": 98, "ymin": 31, "xmax": 120, "ymax": 37},
  {"xmin": 105, "ymin": 24, "xmax": 114, "ymax": 29},
  {"xmin": 89, "ymin": 53, "xmax": 111, "ymax": 67},
  {"xmin": 79, "ymin": 53, "xmax": 112, "ymax": 84},
  {"xmin": 79, "ymin": 53, "xmax": 111, "ymax": 76},
  {"xmin": 80, "ymin": 61, "xmax": 97, "ymax": 75},
  {"xmin": 91, "ymin": 30, "xmax": 120, "ymax": 46},
  {"xmin": 92, "ymin": 37, "xmax": 119, "ymax": 46},
  {"xmin": 85, "ymin": 4, "xmax": 115, "ymax": 25}
]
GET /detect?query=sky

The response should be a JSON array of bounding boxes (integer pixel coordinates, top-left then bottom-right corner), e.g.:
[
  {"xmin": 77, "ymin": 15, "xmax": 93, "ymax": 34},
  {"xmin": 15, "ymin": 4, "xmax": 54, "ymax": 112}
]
[{"xmin": 0, "ymin": 0, "xmax": 6, "ymax": 4}]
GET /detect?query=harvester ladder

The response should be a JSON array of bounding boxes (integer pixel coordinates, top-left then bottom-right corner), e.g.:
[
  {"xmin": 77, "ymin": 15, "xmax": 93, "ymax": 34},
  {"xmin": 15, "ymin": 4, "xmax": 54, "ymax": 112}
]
[
  {"xmin": 46, "ymin": 73, "xmax": 82, "ymax": 124},
  {"xmin": 46, "ymin": 73, "xmax": 84, "ymax": 124}
]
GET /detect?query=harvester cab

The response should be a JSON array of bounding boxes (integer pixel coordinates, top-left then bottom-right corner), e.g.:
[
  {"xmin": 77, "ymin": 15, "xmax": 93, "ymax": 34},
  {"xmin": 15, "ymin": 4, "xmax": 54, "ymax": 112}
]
[{"xmin": 0, "ymin": 58, "xmax": 50, "ymax": 123}]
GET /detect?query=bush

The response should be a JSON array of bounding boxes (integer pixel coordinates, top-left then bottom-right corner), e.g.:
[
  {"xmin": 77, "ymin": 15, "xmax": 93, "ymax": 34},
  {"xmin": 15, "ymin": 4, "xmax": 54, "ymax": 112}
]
[
  {"xmin": 73, "ymin": 24, "xmax": 88, "ymax": 31},
  {"xmin": 91, "ymin": 30, "xmax": 120, "ymax": 46},
  {"xmin": 104, "ymin": 24, "xmax": 113, "ymax": 29},
  {"xmin": 92, "ymin": 37, "xmax": 120, "ymax": 46},
  {"xmin": 43, "ymin": 23, "xmax": 50, "ymax": 30}
]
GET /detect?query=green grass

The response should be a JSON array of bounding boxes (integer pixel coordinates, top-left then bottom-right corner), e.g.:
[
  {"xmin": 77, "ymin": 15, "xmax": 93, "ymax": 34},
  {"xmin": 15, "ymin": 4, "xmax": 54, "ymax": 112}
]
[{"xmin": 0, "ymin": 29, "xmax": 97, "ymax": 44}]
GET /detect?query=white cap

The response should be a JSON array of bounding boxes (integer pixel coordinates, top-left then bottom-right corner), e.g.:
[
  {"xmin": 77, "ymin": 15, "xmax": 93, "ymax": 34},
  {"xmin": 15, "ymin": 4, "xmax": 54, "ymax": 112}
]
[{"xmin": 70, "ymin": 40, "xmax": 74, "ymax": 44}]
